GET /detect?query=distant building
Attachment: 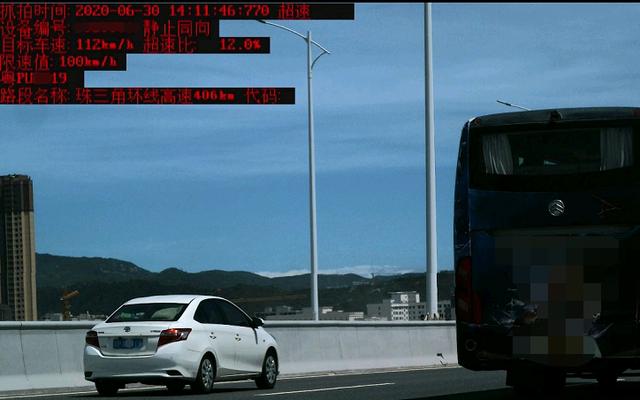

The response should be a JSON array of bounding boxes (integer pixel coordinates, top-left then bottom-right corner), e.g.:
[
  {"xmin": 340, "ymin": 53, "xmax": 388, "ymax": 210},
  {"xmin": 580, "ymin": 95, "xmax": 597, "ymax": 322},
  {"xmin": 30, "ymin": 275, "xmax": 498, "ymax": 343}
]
[
  {"xmin": 42, "ymin": 312, "xmax": 107, "ymax": 322},
  {"xmin": 437, "ymin": 270, "xmax": 455, "ymax": 304},
  {"xmin": 437, "ymin": 299, "xmax": 455, "ymax": 321},
  {"xmin": 263, "ymin": 305, "xmax": 364, "ymax": 321},
  {"xmin": 366, "ymin": 292, "xmax": 455, "ymax": 321},
  {"xmin": 316, "ymin": 307, "xmax": 364, "ymax": 321},
  {"xmin": 367, "ymin": 291, "xmax": 426, "ymax": 321},
  {"xmin": 0, "ymin": 303, "xmax": 12, "ymax": 320},
  {"xmin": 262, "ymin": 305, "xmax": 303, "ymax": 319},
  {"xmin": 42, "ymin": 312, "xmax": 64, "ymax": 321},
  {"xmin": 0, "ymin": 174, "xmax": 37, "ymax": 321}
]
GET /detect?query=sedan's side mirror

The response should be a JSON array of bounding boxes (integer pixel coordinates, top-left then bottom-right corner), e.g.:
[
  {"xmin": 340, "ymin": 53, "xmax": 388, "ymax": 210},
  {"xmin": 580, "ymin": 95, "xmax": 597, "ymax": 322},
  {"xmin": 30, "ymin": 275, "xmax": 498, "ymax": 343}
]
[{"xmin": 251, "ymin": 317, "xmax": 264, "ymax": 328}]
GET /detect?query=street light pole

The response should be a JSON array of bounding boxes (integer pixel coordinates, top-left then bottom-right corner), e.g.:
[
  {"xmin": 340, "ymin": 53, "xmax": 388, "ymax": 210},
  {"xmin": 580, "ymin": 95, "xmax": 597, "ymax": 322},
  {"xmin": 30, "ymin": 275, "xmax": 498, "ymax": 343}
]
[
  {"xmin": 306, "ymin": 30, "xmax": 320, "ymax": 322},
  {"xmin": 259, "ymin": 20, "xmax": 330, "ymax": 321},
  {"xmin": 424, "ymin": 3, "xmax": 438, "ymax": 319}
]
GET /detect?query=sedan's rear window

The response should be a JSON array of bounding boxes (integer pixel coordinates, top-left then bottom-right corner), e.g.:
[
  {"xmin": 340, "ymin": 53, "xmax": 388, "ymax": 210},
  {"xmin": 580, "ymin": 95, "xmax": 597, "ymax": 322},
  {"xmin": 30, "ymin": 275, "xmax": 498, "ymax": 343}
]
[{"xmin": 107, "ymin": 303, "xmax": 187, "ymax": 323}]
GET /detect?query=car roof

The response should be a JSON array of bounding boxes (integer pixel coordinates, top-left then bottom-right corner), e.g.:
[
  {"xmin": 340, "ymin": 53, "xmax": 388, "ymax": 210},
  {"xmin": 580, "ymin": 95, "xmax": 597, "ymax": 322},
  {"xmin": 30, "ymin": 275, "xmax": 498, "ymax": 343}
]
[
  {"xmin": 472, "ymin": 107, "xmax": 640, "ymax": 128},
  {"xmin": 124, "ymin": 294, "xmax": 225, "ymax": 305}
]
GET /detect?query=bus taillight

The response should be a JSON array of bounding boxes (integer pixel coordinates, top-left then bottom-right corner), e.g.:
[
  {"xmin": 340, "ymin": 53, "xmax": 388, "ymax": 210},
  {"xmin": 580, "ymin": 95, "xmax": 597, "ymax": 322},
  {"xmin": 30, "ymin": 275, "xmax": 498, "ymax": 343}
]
[{"xmin": 455, "ymin": 256, "xmax": 482, "ymax": 324}]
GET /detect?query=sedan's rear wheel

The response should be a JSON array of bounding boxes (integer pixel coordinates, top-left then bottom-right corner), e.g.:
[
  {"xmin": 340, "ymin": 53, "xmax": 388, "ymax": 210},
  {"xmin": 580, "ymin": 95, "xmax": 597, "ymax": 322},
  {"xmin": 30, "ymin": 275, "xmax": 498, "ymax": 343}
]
[
  {"xmin": 95, "ymin": 381, "xmax": 119, "ymax": 396},
  {"xmin": 192, "ymin": 356, "xmax": 215, "ymax": 393},
  {"xmin": 255, "ymin": 351, "xmax": 278, "ymax": 389}
]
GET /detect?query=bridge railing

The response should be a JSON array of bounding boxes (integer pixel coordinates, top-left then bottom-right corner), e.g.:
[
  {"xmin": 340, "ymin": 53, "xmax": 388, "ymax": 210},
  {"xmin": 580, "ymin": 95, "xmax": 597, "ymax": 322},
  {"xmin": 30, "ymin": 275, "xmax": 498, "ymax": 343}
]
[{"xmin": 0, "ymin": 320, "xmax": 457, "ymax": 392}]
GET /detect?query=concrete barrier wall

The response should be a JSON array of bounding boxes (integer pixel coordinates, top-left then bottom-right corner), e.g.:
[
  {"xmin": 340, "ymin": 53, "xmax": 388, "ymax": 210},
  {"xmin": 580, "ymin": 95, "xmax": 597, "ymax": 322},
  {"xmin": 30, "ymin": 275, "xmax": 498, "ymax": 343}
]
[
  {"xmin": 0, "ymin": 321, "xmax": 96, "ymax": 392},
  {"xmin": 265, "ymin": 321, "xmax": 457, "ymax": 374},
  {"xmin": 0, "ymin": 321, "xmax": 457, "ymax": 392}
]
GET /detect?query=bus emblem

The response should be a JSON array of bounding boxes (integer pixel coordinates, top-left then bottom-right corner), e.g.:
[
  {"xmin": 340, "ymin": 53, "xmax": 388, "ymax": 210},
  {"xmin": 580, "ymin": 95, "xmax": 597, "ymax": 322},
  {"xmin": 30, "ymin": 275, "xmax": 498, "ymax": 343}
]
[
  {"xmin": 548, "ymin": 199, "xmax": 565, "ymax": 216},
  {"xmin": 124, "ymin": 326, "xmax": 131, "ymax": 333}
]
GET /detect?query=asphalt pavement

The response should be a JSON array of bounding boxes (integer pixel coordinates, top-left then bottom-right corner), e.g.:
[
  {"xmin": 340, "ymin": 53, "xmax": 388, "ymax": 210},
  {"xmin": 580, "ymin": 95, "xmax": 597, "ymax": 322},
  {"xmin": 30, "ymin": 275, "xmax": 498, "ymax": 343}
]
[{"xmin": 4, "ymin": 366, "xmax": 640, "ymax": 400}]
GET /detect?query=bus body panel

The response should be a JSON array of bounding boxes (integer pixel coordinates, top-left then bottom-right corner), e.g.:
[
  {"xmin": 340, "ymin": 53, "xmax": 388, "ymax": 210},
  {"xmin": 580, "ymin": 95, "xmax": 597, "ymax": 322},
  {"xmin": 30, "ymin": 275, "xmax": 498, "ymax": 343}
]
[
  {"xmin": 468, "ymin": 189, "xmax": 640, "ymax": 231},
  {"xmin": 454, "ymin": 108, "xmax": 640, "ymax": 374}
]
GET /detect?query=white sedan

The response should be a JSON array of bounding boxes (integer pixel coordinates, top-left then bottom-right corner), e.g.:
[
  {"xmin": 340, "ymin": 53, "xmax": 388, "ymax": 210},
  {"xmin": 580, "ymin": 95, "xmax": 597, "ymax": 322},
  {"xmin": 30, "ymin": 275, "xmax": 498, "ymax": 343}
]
[{"xmin": 84, "ymin": 294, "xmax": 279, "ymax": 396}]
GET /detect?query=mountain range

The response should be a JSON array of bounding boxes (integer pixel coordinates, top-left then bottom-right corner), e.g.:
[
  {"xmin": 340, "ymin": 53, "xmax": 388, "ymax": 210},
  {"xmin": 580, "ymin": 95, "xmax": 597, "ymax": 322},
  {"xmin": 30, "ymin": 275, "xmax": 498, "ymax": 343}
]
[{"xmin": 35, "ymin": 253, "xmax": 454, "ymax": 317}]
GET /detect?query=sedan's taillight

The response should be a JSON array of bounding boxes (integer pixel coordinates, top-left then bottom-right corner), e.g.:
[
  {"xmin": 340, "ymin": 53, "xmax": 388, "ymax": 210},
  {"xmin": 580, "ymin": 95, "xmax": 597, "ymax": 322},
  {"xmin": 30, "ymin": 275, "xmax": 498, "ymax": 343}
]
[
  {"xmin": 85, "ymin": 330, "xmax": 100, "ymax": 348},
  {"xmin": 157, "ymin": 328, "xmax": 192, "ymax": 347}
]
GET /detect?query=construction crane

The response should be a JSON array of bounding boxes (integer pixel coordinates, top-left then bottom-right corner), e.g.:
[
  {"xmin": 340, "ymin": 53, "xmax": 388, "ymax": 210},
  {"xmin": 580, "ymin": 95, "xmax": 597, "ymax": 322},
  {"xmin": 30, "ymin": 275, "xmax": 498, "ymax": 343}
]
[{"xmin": 60, "ymin": 290, "xmax": 79, "ymax": 321}]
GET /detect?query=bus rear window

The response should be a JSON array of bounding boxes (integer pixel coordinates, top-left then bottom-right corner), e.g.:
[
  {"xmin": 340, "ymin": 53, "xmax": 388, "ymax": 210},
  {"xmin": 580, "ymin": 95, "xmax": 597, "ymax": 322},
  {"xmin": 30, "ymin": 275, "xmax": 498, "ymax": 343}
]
[
  {"xmin": 482, "ymin": 127, "xmax": 633, "ymax": 176},
  {"xmin": 470, "ymin": 125, "xmax": 639, "ymax": 191}
]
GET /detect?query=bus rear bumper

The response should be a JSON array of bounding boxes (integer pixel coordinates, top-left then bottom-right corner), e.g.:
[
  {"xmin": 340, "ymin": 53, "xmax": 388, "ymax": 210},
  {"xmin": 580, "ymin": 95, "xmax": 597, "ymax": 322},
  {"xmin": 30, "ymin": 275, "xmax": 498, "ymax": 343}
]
[
  {"xmin": 458, "ymin": 323, "xmax": 608, "ymax": 370},
  {"xmin": 456, "ymin": 322, "xmax": 640, "ymax": 373}
]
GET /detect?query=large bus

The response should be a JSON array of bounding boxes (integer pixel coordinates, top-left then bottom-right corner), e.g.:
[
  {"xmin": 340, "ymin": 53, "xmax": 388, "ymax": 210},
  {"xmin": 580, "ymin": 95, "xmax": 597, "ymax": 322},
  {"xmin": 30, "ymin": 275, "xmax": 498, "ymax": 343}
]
[{"xmin": 453, "ymin": 107, "xmax": 640, "ymax": 393}]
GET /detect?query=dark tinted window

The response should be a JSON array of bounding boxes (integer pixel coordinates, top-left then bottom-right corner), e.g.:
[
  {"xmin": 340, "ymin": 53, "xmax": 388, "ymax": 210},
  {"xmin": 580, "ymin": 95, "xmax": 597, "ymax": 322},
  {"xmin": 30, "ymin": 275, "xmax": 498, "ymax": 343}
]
[
  {"xmin": 215, "ymin": 300, "xmax": 251, "ymax": 327},
  {"xmin": 469, "ymin": 123, "xmax": 640, "ymax": 191},
  {"xmin": 193, "ymin": 299, "xmax": 226, "ymax": 324},
  {"xmin": 480, "ymin": 127, "xmax": 632, "ymax": 176},
  {"xmin": 107, "ymin": 303, "xmax": 187, "ymax": 323}
]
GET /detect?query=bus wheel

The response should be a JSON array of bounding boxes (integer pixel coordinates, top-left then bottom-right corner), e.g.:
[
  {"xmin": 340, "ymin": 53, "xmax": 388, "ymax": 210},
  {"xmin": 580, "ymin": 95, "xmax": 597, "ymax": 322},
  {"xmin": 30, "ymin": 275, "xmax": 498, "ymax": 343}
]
[
  {"xmin": 507, "ymin": 367, "xmax": 565, "ymax": 395},
  {"xmin": 511, "ymin": 383, "xmax": 529, "ymax": 396},
  {"xmin": 541, "ymin": 370, "xmax": 566, "ymax": 394},
  {"xmin": 596, "ymin": 372, "xmax": 618, "ymax": 389},
  {"xmin": 507, "ymin": 368, "xmax": 532, "ymax": 394}
]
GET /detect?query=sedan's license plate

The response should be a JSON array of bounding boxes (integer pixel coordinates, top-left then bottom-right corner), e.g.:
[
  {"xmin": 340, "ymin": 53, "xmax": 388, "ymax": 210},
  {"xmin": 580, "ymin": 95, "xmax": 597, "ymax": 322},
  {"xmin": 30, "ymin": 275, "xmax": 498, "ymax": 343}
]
[{"xmin": 113, "ymin": 338, "xmax": 143, "ymax": 349}]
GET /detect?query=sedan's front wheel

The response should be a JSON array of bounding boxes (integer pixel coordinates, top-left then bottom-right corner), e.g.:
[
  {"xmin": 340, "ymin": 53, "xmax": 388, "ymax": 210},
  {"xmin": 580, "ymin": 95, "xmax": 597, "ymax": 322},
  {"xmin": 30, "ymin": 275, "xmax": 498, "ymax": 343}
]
[
  {"xmin": 192, "ymin": 356, "xmax": 216, "ymax": 393},
  {"xmin": 255, "ymin": 351, "xmax": 278, "ymax": 389}
]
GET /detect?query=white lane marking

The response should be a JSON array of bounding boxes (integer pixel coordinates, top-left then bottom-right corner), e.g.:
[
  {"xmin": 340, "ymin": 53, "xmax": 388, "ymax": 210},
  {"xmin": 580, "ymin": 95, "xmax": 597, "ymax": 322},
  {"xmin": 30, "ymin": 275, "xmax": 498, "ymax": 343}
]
[
  {"xmin": 255, "ymin": 382, "xmax": 395, "ymax": 396},
  {"xmin": 0, "ymin": 385, "xmax": 164, "ymax": 399},
  {"xmin": 277, "ymin": 365, "xmax": 460, "ymax": 380},
  {"xmin": 0, "ymin": 391, "xmax": 96, "ymax": 399},
  {"xmin": 0, "ymin": 365, "xmax": 457, "ymax": 398}
]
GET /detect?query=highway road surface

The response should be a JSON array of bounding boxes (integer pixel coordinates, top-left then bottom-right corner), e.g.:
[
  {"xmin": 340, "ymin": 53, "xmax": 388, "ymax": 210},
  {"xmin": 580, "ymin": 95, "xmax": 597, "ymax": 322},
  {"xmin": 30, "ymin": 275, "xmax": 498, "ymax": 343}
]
[{"xmin": 3, "ymin": 366, "xmax": 640, "ymax": 400}]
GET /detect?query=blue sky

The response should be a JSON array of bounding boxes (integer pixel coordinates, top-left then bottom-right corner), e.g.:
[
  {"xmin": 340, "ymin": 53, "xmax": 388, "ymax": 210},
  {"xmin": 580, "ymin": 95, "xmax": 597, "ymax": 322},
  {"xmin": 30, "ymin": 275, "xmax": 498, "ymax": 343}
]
[{"xmin": 3, "ymin": 3, "xmax": 640, "ymax": 276}]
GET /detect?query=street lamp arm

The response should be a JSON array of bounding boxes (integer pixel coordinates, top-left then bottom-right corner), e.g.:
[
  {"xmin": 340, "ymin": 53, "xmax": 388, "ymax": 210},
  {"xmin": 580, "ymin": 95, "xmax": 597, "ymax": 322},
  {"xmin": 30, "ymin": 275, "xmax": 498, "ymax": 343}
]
[
  {"xmin": 311, "ymin": 50, "xmax": 329, "ymax": 70},
  {"xmin": 309, "ymin": 39, "xmax": 330, "ymax": 55},
  {"xmin": 258, "ymin": 19, "xmax": 331, "ymax": 54},
  {"xmin": 258, "ymin": 19, "xmax": 306, "ymax": 40}
]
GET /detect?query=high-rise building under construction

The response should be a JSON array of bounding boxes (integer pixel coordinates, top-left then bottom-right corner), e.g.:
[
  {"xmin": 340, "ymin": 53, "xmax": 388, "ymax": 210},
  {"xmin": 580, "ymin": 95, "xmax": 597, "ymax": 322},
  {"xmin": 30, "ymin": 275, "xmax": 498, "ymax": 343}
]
[{"xmin": 0, "ymin": 174, "xmax": 37, "ymax": 320}]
